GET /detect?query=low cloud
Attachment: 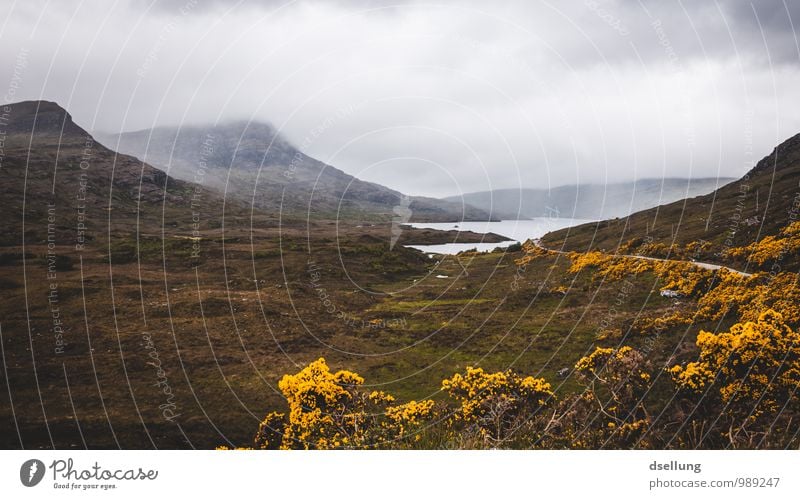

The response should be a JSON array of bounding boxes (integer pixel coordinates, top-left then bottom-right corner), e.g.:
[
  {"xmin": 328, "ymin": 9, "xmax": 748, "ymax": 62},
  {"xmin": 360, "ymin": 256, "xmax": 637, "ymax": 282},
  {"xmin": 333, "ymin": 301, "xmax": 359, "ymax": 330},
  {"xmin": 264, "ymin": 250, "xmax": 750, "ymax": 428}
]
[{"xmin": 1, "ymin": 0, "xmax": 798, "ymax": 197}]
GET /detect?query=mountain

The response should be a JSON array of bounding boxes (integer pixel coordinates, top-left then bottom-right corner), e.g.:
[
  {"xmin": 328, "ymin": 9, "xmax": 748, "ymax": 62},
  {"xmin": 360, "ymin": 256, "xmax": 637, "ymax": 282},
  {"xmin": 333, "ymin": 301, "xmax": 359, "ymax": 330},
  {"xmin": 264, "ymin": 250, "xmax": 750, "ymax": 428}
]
[
  {"xmin": 542, "ymin": 132, "xmax": 800, "ymax": 255},
  {"xmin": 0, "ymin": 102, "xmax": 442, "ymax": 449},
  {"xmin": 0, "ymin": 100, "xmax": 241, "ymax": 247},
  {"xmin": 103, "ymin": 122, "xmax": 495, "ymax": 222},
  {"xmin": 443, "ymin": 177, "xmax": 733, "ymax": 221}
]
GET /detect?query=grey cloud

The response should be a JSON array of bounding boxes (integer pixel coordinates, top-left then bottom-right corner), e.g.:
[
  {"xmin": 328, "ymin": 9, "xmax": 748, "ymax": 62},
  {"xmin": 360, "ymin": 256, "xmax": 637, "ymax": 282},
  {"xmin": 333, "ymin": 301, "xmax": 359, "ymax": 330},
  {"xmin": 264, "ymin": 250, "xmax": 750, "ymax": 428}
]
[
  {"xmin": 613, "ymin": 0, "xmax": 800, "ymax": 65},
  {"xmin": 725, "ymin": 0, "xmax": 800, "ymax": 64},
  {"xmin": 724, "ymin": 0, "xmax": 800, "ymax": 30},
  {"xmin": 133, "ymin": 0, "xmax": 415, "ymax": 15},
  {"xmin": 1, "ymin": 0, "xmax": 799, "ymax": 197}
]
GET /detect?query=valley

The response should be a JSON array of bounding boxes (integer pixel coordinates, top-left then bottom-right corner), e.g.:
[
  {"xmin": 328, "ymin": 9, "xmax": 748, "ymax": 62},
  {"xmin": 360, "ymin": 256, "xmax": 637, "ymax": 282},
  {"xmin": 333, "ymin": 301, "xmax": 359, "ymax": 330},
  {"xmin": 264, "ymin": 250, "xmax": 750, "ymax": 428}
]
[
  {"xmin": 1, "ymin": 100, "xmax": 798, "ymax": 450},
  {"xmin": 0, "ymin": 219, "xmax": 695, "ymax": 449}
]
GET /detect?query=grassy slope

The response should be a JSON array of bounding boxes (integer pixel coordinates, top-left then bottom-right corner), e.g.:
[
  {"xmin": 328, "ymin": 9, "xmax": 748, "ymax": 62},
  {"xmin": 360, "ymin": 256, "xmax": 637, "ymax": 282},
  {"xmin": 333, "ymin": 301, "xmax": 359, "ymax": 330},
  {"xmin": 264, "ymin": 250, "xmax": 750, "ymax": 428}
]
[
  {"xmin": 542, "ymin": 132, "xmax": 800, "ymax": 264},
  {"xmin": 1, "ymin": 227, "xmax": 704, "ymax": 448},
  {"xmin": 1, "ymin": 100, "xmax": 773, "ymax": 449}
]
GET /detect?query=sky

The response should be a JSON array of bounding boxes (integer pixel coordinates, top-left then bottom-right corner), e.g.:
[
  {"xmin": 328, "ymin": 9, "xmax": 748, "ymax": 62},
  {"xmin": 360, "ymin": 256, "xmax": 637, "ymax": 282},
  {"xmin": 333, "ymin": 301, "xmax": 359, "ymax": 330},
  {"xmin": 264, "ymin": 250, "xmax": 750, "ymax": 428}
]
[{"xmin": 1, "ymin": 0, "xmax": 799, "ymax": 197}]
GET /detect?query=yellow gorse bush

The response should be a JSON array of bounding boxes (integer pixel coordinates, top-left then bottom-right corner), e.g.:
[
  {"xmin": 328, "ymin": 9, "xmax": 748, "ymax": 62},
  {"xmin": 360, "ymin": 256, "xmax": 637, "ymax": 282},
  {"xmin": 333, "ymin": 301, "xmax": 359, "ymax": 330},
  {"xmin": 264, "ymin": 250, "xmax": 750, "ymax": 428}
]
[
  {"xmin": 567, "ymin": 251, "xmax": 613, "ymax": 274},
  {"xmin": 254, "ymin": 358, "xmax": 390, "ymax": 449},
  {"xmin": 442, "ymin": 366, "xmax": 553, "ymax": 444},
  {"xmin": 277, "ymin": 358, "xmax": 367, "ymax": 449},
  {"xmin": 572, "ymin": 346, "xmax": 652, "ymax": 447},
  {"xmin": 565, "ymin": 251, "xmax": 715, "ymax": 298},
  {"xmin": 385, "ymin": 399, "xmax": 435, "ymax": 425},
  {"xmin": 253, "ymin": 358, "xmax": 437, "ymax": 449},
  {"xmin": 549, "ymin": 241, "xmax": 799, "ymax": 331},
  {"xmin": 652, "ymin": 260, "xmax": 715, "ymax": 297},
  {"xmin": 240, "ymin": 234, "xmax": 800, "ymax": 450},
  {"xmin": 574, "ymin": 346, "xmax": 652, "ymax": 412},
  {"xmin": 514, "ymin": 240, "xmax": 554, "ymax": 267},
  {"xmin": 724, "ymin": 221, "xmax": 800, "ymax": 267},
  {"xmin": 670, "ymin": 309, "xmax": 800, "ymax": 421},
  {"xmin": 695, "ymin": 270, "xmax": 800, "ymax": 326},
  {"xmin": 385, "ymin": 400, "xmax": 436, "ymax": 440}
]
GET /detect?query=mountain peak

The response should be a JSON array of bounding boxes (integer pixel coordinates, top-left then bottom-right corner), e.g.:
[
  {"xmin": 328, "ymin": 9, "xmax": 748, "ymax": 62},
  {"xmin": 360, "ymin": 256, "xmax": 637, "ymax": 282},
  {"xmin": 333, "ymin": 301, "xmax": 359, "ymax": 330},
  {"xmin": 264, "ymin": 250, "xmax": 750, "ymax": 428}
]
[
  {"xmin": 2, "ymin": 100, "xmax": 87, "ymax": 138},
  {"xmin": 750, "ymin": 131, "xmax": 800, "ymax": 175}
]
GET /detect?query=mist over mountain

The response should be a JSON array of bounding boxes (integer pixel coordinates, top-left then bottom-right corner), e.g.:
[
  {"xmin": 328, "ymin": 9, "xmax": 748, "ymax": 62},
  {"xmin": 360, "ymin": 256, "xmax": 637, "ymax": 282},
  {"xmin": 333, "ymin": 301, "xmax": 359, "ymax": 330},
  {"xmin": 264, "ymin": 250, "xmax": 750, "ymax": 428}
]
[
  {"xmin": 444, "ymin": 178, "xmax": 734, "ymax": 221},
  {"xmin": 0, "ymin": 101, "xmax": 232, "ymax": 246},
  {"xmin": 104, "ymin": 123, "xmax": 496, "ymax": 223},
  {"xmin": 543, "ymin": 132, "xmax": 800, "ymax": 255}
]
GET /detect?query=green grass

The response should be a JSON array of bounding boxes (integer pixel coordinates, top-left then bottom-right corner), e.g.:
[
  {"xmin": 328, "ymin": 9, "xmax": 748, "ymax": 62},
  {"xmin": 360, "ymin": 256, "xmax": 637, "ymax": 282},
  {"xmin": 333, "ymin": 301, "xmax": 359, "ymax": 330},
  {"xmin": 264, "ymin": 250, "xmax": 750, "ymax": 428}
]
[{"xmin": 370, "ymin": 298, "xmax": 493, "ymax": 312}]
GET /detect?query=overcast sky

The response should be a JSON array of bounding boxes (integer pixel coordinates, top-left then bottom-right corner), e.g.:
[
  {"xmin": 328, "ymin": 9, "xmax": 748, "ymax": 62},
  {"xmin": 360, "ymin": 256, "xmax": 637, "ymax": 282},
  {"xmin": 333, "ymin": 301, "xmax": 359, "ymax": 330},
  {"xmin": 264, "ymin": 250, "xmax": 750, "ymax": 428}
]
[{"xmin": 1, "ymin": 0, "xmax": 799, "ymax": 197}]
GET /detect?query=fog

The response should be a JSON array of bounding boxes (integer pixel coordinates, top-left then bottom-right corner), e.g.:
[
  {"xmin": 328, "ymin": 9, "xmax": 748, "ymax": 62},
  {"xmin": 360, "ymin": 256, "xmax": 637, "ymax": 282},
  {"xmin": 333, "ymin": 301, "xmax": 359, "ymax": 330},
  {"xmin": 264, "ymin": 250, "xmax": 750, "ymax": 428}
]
[{"xmin": 1, "ymin": 0, "xmax": 799, "ymax": 197}]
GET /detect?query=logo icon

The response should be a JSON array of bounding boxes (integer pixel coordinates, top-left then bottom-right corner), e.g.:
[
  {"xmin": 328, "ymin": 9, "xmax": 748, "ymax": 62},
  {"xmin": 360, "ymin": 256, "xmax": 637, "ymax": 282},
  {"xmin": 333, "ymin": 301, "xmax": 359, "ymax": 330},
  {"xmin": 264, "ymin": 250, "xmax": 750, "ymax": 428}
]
[
  {"xmin": 390, "ymin": 195, "xmax": 412, "ymax": 250},
  {"xmin": 20, "ymin": 459, "xmax": 45, "ymax": 487}
]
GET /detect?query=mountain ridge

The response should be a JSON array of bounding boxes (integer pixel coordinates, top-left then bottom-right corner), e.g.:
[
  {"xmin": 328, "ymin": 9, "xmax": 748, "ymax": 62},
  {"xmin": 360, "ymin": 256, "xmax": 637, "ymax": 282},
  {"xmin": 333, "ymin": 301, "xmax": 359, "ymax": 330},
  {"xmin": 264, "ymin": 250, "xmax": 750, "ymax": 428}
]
[
  {"xmin": 0, "ymin": 100, "xmax": 246, "ymax": 247},
  {"xmin": 103, "ymin": 122, "xmax": 497, "ymax": 222},
  {"xmin": 541, "ymin": 132, "xmax": 800, "ymax": 261},
  {"xmin": 443, "ymin": 177, "xmax": 734, "ymax": 221}
]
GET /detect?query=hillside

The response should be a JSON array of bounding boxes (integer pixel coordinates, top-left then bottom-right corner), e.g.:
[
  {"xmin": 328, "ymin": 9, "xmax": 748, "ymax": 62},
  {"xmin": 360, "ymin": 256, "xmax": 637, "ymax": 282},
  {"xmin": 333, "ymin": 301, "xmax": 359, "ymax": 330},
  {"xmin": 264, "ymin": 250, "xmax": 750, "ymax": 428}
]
[
  {"xmin": 104, "ymin": 122, "xmax": 495, "ymax": 223},
  {"xmin": 444, "ymin": 177, "xmax": 732, "ymax": 220},
  {"xmin": 0, "ymin": 101, "xmax": 440, "ymax": 449},
  {"xmin": 0, "ymin": 100, "xmax": 253, "ymax": 248},
  {"xmin": 542, "ymin": 132, "xmax": 800, "ymax": 263},
  {"xmin": 1, "ymin": 100, "xmax": 796, "ymax": 451}
]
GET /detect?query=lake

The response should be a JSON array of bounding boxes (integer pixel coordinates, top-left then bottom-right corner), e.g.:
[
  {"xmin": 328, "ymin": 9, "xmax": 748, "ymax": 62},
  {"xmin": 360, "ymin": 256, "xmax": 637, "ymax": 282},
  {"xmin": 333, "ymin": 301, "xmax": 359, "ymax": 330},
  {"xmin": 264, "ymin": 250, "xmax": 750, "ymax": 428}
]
[{"xmin": 404, "ymin": 218, "xmax": 593, "ymax": 255}]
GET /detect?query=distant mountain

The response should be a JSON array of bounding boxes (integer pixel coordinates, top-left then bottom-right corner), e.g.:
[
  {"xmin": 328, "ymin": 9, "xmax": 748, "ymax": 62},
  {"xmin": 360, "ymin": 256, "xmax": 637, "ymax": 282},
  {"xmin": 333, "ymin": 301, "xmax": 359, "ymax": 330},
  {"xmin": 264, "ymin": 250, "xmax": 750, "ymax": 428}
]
[
  {"xmin": 0, "ymin": 100, "xmax": 238, "ymax": 247},
  {"xmin": 542, "ymin": 132, "xmax": 800, "ymax": 256},
  {"xmin": 443, "ymin": 178, "xmax": 733, "ymax": 221},
  {"xmin": 104, "ymin": 122, "xmax": 495, "ymax": 222}
]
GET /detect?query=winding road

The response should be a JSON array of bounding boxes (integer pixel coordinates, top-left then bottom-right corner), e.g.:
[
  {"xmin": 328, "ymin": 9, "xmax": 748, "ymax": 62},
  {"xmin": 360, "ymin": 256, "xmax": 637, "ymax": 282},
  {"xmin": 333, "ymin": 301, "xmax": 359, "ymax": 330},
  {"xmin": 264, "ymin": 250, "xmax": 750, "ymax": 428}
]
[{"xmin": 533, "ymin": 239, "xmax": 753, "ymax": 278}]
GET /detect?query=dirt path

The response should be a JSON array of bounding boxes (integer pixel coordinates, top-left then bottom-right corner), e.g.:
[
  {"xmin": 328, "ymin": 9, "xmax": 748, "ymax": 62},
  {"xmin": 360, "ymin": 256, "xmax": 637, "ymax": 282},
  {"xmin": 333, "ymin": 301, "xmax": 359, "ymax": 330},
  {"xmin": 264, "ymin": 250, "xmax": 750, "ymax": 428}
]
[{"xmin": 533, "ymin": 239, "xmax": 753, "ymax": 278}]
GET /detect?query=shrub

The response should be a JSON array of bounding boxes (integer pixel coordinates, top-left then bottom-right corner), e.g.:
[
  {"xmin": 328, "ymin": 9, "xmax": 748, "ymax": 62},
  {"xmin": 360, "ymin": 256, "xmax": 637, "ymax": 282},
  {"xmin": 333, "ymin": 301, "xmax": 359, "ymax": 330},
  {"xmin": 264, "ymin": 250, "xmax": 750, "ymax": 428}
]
[
  {"xmin": 571, "ymin": 346, "xmax": 652, "ymax": 448},
  {"xmin": 723, "ymin": 221, "xmax": 800, "ymax": 269},
  {"xmin": 442, "ymin": 366, "xmax": 553, "ymax": 446},
  {"xmin": 254, "ymin": 358, "xmax": 435, "ymax": 449},
  {"xmin": 514, "ymin": 240, "xmax": 553, "ymax": 266},
  {"xmin": 567, "ymin": 251, "xmax": 612, "ymax": 274},
  {"xmin": 385, "ymin": 400, "xmax": 436, "ymax": 441},
  {"xmin": 670, "ymin": 310, "xmax": 800, "ymax": 442}
]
